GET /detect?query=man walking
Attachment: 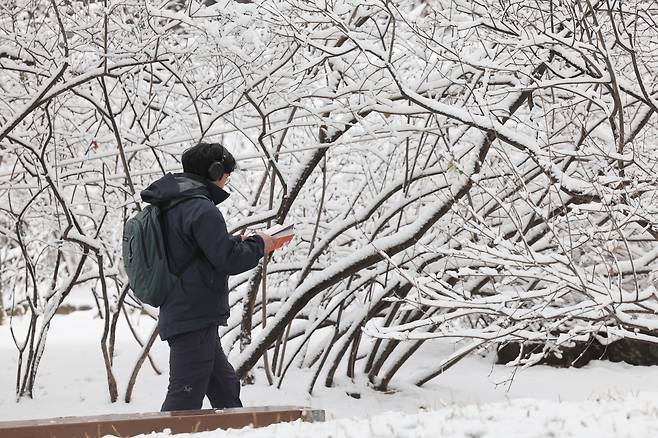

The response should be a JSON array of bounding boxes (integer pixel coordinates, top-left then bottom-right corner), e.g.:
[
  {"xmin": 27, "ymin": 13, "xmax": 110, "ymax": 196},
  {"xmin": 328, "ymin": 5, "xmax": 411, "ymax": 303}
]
[{"xmin": 140, "ymin": 142, "xmax": 275, "ymax": 411}]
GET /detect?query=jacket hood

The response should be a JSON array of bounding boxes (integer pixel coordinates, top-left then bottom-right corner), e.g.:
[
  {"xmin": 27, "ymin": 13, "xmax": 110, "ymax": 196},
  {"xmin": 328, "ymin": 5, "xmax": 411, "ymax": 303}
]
[{"xmin": 140, "ymin": 172, "xmax": 229, "ymax": 206}]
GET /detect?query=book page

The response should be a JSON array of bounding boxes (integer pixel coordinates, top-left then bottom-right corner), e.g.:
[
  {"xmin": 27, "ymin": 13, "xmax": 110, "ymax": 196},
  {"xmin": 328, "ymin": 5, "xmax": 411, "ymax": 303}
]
[{"xmin": 266, "ymin": 223, "xmax": 294, "ymax": 236}]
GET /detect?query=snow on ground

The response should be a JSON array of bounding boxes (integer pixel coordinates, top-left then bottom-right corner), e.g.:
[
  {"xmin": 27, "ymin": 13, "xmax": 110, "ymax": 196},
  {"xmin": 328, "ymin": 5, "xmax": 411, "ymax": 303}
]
[
  {"xmin": 1, "ymin": 306, "xmax": 658, "ymax": 436},
  {"xmin": 128, "ymin": 395, "xmax": 658, "ymax": 438}
]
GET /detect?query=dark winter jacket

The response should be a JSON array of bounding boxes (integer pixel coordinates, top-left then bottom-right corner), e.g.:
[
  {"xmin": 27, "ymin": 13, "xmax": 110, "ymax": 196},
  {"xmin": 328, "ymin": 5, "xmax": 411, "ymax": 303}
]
[{"xmin": 141, "ymin": 172, "xmax": 264, "ymax": 340}]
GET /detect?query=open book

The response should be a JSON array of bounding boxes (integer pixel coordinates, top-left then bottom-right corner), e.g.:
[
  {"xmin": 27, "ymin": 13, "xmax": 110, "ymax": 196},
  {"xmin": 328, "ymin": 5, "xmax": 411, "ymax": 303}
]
[
  {"xmin": 266, "ymin": 223, "xmax": 294, "ymax": 237},
  {"xmin": 265, "ymin": 223, "xmax": 295, "ymax": 249}
]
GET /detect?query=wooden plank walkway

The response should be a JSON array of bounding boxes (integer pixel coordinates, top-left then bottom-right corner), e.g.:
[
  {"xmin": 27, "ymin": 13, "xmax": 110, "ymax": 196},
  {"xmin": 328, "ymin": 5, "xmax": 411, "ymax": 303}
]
[{"xmin": 0, "ymin": 406, "xmax": 325, "ymax": 438}]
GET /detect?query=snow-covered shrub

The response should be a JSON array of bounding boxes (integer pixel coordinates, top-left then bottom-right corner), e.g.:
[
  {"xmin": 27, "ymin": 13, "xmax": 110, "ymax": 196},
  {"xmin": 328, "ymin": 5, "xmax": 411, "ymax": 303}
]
[{"xmin": 1, "ymin": 0, "xmax": 656, "ymax": 400}]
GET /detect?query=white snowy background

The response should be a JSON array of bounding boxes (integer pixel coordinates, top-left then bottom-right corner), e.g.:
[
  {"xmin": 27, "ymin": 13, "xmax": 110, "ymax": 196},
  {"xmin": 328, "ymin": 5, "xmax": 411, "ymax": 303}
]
[
  {"xmin": 2, "ymin": 300, "xmax": 658, "ymax": 437},
  {"xmin": 2, "ymin": 0, "xmax": 658, "ymax": 436}
]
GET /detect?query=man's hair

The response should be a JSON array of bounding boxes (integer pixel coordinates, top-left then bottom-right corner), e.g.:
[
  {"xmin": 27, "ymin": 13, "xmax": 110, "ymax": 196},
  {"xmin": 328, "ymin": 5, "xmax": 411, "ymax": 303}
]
[{"xmin": 181, "ymin": 142, "xmax": 236, "ymax": 180}]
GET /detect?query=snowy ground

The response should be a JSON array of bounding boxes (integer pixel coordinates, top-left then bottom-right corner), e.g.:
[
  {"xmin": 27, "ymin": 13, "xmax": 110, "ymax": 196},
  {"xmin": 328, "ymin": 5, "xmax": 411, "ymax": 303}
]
[
  {"xmin": 130, "ymin": 395, "xmax": 658, "ymax": 438},
  {"xmin": 1, "ymin": 307, "xmax": 658, "ymax": 436}
]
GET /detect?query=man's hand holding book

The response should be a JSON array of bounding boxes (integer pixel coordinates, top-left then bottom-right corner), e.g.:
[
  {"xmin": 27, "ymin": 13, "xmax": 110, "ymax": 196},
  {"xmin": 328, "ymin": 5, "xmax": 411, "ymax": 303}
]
[{"xmin": 254, "ymin": 223, "xmax": 294, "ymax": 254}]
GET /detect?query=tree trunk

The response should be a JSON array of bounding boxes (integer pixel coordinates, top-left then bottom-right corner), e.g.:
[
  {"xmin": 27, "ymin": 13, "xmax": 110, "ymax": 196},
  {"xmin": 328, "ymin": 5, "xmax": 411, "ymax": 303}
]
[{"xmin": 497, "ymin": 338, "xmax": 658, "ymax": 368}]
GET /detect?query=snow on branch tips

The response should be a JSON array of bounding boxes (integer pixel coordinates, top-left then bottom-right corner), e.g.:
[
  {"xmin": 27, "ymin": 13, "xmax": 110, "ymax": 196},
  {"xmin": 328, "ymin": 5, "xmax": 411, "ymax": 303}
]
[{"xmin": 0, "ymin": 0, "xmax": 656, "ymax": 398}]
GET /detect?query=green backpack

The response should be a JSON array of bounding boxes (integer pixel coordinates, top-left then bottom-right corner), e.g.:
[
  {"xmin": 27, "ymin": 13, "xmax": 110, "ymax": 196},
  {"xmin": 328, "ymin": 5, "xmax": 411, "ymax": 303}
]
[{"xmin": 122, "ymin": 196, "xmax": 207, "ymax": 307}]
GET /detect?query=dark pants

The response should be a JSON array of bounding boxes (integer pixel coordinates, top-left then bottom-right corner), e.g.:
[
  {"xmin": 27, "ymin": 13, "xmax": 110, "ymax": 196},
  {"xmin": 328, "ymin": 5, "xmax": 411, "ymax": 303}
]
[{"xmin": 161, "ymin": 325, "xmax": 242, "ymax": 411}]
